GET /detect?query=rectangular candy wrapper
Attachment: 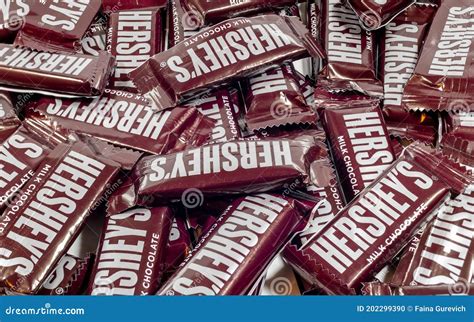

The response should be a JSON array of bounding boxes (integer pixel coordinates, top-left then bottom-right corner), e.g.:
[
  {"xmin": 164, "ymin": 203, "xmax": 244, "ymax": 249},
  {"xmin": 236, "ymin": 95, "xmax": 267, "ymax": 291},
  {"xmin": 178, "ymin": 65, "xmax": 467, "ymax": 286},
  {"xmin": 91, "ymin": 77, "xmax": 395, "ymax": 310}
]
[
  {"xmin": 318, "ymin": 0, "xmax": 382, "ymax": 96},
  {"xmin": 88, "ymin": 207, "xmax": 173, "ymax": 296},
  {"xmin": 162, "ymin": 215, "xmax": 193, "ymax": 280},
  {"xmin": 243, "ymin": 64, "xmax": 317, "ymax": 131},
  {"xmin": 443, "ymin": 112, "xmax": 474, "ymax": 141},
  {"xmin": 25, "ymin": 89, "xmax": 214, "ymax": 155},
  {"xmin": 0, "ymin": 126, "xmax": 53, "ymax": 211},
  {"xmin": 14, "ymin": 0, "xmax": 101, "ymax": 52},
  {"xmin": 102, "ymin": 0, "xmax": 167, "ymax": 12},
  {"xmin": 402, "ymin": 0, "xmax": 474, "ymax": 112},
  {"xmin": 0, "ymin": 44, "xmax": 114, "ymax": 97},
  {"xmin": 381, "ymin": 2, "xmax": 436, "ymax": 112},
  {"xmin": 346, "ymin": 0, "xmax": 416, "ymax": 31},
  {"xmin": 129, "ymin": 14, "xmax": 325, "ymax": 111},
  {"xmin": 0, "ymin": 142, "xmax": 121, "ymax": 294},
  {"xmin": 108, "ymin": 8, "xmax": 164, "ymax": 92},
  {"xmin": 180, "ymin": 0, "xmax": 297, "ymax": 24},
  {"xmin": 110, "ymin": 134, "xmax": 329, "ymax": 212},
  {"xmin": 185, "ymin": 88, "xmax": 244, "ymax": 144},
  {"xmin": 390, "ymin": 225, "xmax": 426, "ymax": 285},
  {"xmin": 0, "ymin": 1, "xmax": 30, "ymax": 42},
  {"xmin": 283, "ymin": 143, "xmax": 472, "ymax": 294},
  {"xmin": 38, "ymin": 252, "xmax": 94, "ymax": 295},
  {"xmin": 320, "ymin": 99, "xmax": 396, "ymax": 202},
  {"xmin": 0, "ymin": 91, "xmax": 21, "ymax": 141},
  {"xmin": 158, "ymin": 193, "xmax": 314, "ymax": 295},
  {"xmin": 81, "ymin": 15, "xmax": 107, "ymax": 57},
  {"xmin": 394, "ymin": 182, "xmax": 474, "ymax": 287}
]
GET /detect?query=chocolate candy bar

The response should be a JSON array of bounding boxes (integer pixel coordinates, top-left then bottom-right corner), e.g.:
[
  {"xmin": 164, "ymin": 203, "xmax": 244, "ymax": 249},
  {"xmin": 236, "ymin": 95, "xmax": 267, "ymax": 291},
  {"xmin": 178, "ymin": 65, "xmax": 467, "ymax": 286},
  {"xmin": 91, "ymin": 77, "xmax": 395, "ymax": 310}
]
[
  {"xmin": 115, "ymin": 134, "xmax": 328, "ymax": 211},
  {"xmin": 102, "ymin": 0, "xmax": 167, "ymax": 12},
  {"xmin": 390, "ymin": 225, "xmax": 426, "ymax": 285},
  {"xmin": 283, "ymin": 143, "xmax": 472, "ymax": 294},
  {"xmin": 320, "ymin": 99, "xmax": 395, "ymax": 202},
  {"xmin": 347, "ymin": 0, "xmax": 416, "ymax": 31},
  {"xmin": 158, "ymin": 194, "xmax": 313, "ymax": 295},
  {"xmin": 243, "ymin": 64, "xmax": 317, "ymax": 131},
  {"xmin": 38, "ymin": 252, "xmax": 93, "ymax": 295},
  {"xmin": 395, "ymin": 182, "xmax": 474, "ymax": 287},
  {"xmin": 180, "ymin": 0, "xmax": 296, "ymax": 23},
  {"xmin": 185, "ymin": 89, "xmax": 244, "ymax": 144},
  {"xmin": 15, "ymin": 0, "xmax": 101, "ymax": 52},
  {"xmin": 0, "ymin": 1, "xmax": 30, "ymax": 42},
  {"xmin": 0, "ymin": 126, "xmax": 52, "ymax": 211},
  {"xmin": 88, "ymin": 207, "xmax": 173, "ymax": 295},
  {"xmin": 130, "ymin": 14, "xmax": 325, "ymax": 111},
  {"xmin": 0, "ymin": 44, "xmax": 114, "ymax": 97},
  {"xmin": 108, "ymin": 8, "xmax": 164, "ymax": 92},
  {"xmin": 381, "ymin": 3, "xmax": 436, "ymax": 113},
  {"xmin": 162, "ymin": 216, "xmax": 193, "ymax": 279},
  {"xmin": 81, "ymin": 15, "xmax": 107, "ymax": 56},
  {"xmin": 402, "ymin": 0, "xmax": 474, "ymax": 112},
  {"xmin": 318, "ymin": 0, "xmax": 382, "ymax": 96},
  {"xmin": 0, "ymin": 142, "xmax": 121, "ymax": 294},
  {"xmin": 26, "ymin": 89, "xmax": 214, "ymax": 155},
  {"xmin": 0, "ymin": 91, "xmax": 21, "ymax": 141}
]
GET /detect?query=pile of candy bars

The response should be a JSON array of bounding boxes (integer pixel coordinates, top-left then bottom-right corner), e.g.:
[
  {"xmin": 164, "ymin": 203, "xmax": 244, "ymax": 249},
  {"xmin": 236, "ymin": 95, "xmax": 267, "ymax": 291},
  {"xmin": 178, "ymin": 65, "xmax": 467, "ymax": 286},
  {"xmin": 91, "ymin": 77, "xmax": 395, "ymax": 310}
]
[{"xmin": 0, "ymin": 0, "xmax": 473, "ymax": 296}]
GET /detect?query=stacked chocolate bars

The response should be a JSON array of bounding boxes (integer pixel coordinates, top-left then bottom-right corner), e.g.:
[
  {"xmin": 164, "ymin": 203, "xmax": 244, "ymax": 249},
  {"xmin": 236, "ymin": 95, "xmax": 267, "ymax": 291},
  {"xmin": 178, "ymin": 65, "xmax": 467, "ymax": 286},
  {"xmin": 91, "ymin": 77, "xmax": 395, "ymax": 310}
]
[{"xmin": 0, "ymin": 0, "xmax": 472, "ymax": 296}]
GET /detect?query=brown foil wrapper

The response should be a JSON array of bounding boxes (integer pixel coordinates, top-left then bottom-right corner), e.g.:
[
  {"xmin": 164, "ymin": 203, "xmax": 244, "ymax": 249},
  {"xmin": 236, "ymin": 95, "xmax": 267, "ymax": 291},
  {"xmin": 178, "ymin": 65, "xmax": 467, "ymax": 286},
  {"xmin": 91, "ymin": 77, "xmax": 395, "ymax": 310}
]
[
  {"xmin": 402, "ymin": 0, "xmax": 474, "ymax": 112},
  {"xmin": 26, "ymin": 89, "xmax": 214, "ymax": 155},
  {"xmin": 14, "ymin": 0, "xmax": 101, "ymax": 52},
  {"xmin": 380, "ymin": 3, "xmax": 437, "ymax": 143},
  {"xmin": 0, "ymin": 1, "xmax": 31, "ymax": 42},
  {"xmin": 347, "ymin": 0, "xmax": 416, "ymax": 31},
  {"xmin": 108, "ymin": 8, "xmax": 164, "ymax": 92},
  {"xmin": 102, "ymin": 0, "xmax": 167, "ymax": 12},
  {"xmin": 181, "ymin": 0, "xmax": 297, "ymax": 24},
  {"xmin": 396, "ymin": 183, "xmax": 474, "ymax": 287},
  {"xmin": 112, "ymin": 134, "xmax": 329, "ymax": 212},
  {"xmin": 81, "ymin": 15, "xmax": 107, "ymax": 56},
  {"xmin": 443, "ymin": 112, "xmax": 474, "ymax": 142},
  {"xmin": 158, "ymin": 194, "xmax": 313, "ymax": 295},
  {"xmin": 441, "ymin": 134, "xmax": 474, "ymax": 168},
  {"xmin": 130, "ymin": 14, "xmax": 325, "ymax": 111},
  {"xmin": 0, "ymin": 142, "xmax": 121, "ymax": 294},
  {"xmin": 162, "ymin": 215, "xmax": 193, "ymax": 280},
  {"xmin": 38, "ymin": 252, "xmax": 94, "ymax": 295},
  {"xmin": 185, "ymin": 88, "xmax": 244, "ymax": 144},
  {"xmin": 0, "ymin": 44, "xmax": 114, "ymax": 97},
  {"xmin": 390, "ymin": 225, "xmax": 426, "ymax": 285},
  {"xmin": 318, "ymin": 0, "xmax": 382, "ymax": 96},
  {"xmin": 243, "ymin": 64, "xmax": 317, "ymax": 131},
  {"xmin": 88, "ymin": 207, "xmax": 173, "ymax": 295},
  {"xmin": 320, "ymin": 99, "xmax": 395, "ymax": 202},
  {"xmin": 0, "ymin": 126, "xmax": 52, "ymax": 211},
  {"xmin": 0, "ymin": 91, "xmax": 21, "ymax": 141},
  {"xmin": 283, "ymin": 143, "xmax": 472, "ymax": 294}
]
